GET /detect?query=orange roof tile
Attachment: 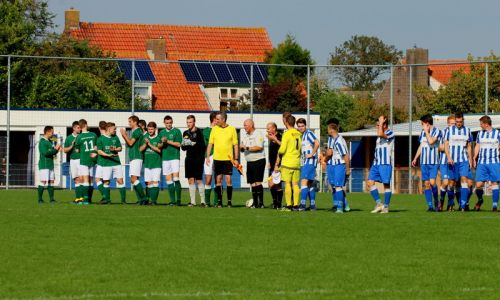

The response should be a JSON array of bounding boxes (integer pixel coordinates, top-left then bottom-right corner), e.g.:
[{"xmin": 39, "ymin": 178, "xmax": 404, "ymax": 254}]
[
  {"xmin": 69, "ymin": 23, "xmax": 273, "ymax": 110},
  {"xmin": 427, "ymin": 60, "xmax": 471, "ymax": 85}
]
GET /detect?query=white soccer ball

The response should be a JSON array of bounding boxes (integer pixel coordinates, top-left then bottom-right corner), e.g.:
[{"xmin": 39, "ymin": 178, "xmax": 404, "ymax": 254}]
[{"xmin": 245, "ymin": 199, "xmax": 254, "ymax": 208}]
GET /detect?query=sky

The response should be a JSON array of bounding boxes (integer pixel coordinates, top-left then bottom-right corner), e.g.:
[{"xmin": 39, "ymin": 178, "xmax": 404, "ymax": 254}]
[{"xmin": 47, "ymin": 0, "xmax": 500, "ymax": 64}]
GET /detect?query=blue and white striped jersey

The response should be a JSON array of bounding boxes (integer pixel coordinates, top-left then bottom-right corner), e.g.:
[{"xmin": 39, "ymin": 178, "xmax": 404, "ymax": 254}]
[
  {"xmin": 327, "ymin": 135, "xmax": 348, "ymax": 165},
  {"xmin": 445, "ymin": 125, "xmax": 472, "ymax": 163},
  {"xmin": 439, "ymin": 127, "xmax": 449, "ymax": 165},
  {"xmin": 419, "ymin": 127, "xmax": 441, "ymax": 165},
  {"xmin": 476, "ymin": 129, "xmax": 500, "ymax": 164},
  {"xmin": 373, "ymin": 130, "xmax": 395, "ymax": 165},
  {"xmin": 301, "ymin": 129, "xmax": 318, "ymax": 166}
]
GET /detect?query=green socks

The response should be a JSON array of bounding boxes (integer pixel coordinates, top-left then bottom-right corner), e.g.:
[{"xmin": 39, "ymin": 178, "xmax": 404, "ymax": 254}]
[
  {"xmin": 133, "ymin": 181, "xmax": 146, "ymax": 202},
  {"xmin": 174, "ymin": 180, "xmax": 181, "ymax": 205},
  {"xmin": 149, "ymin": 186, "xmax": 159, "ymax": 204},
  {"xmin": 167, "ymin": 183, "xmax": 175, "ymax": 204},
  {"xmin": 47, "ymin": 186, "xmax": 54, "ymax": 202},
  {"xmin": 37, "ymin": 185, "xmax": 44, "ymax": 202},
  {"xmin": 119, "ymin": 186, "xmax": 126, "ymax": 203}
]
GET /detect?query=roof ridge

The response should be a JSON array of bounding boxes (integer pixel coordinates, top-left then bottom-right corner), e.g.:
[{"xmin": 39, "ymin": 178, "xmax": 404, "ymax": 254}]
[{"xmin": 78, "ymin": 22, "xmax": 268, "ymax": 31}]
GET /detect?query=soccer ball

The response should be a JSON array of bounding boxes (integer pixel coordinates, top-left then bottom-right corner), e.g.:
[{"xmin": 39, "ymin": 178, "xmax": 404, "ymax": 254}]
[{"xmin": 245, "ymin": 199, "xmax": 254, "ymax": 208}]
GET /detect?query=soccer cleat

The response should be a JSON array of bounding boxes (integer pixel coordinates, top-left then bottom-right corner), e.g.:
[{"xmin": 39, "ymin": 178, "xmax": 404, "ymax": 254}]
[
  {"xmin": 200, "ymin": 202, "xmax": 206, "ymax": 208},
  {"xmin": 227, "ymin": 201, "xmax": 232, "ymax": 208},
  {"xmin": 49, "ymin": 200, "xmax": 56, "ymax": 204},
  {"xmin": 98, "ymin": 200, "xmax": 110, "ymax": 205},
  {"xmin": 188, "ymin": 203, "xmax": 195, "ymax": 207},
  {"xmin": 82, "ymin": 201, "xmax": 90, "ymax": 205},
  {"xmin": 292, "ymin": 205, "xmax": 299, "ymax": 211},
  {"xmin": 427, "ymin": 207, "xmax": 435, "ymax": 212},
  {"xmin": 216, "ymin": 201, "xmax": 223, "ymax": 208},
  {"xmin": 493, "ymin": 207, "xmax": 498, "ymax": 212},
  {"xmin": 381, "ymin": 207, "xmax": 389, "ymax": 214},
  {"xmin": 298, "ymin": 204, "xmax": 306, "ymax": 211},
  {"xmin": 464, "ymin": 205, "xmax": 470, "ymax": 211},
  {"xmin": 474, "ymin": 202, "xmax": 482, "ymax": 211},
  {"xmin": 280, "ymin": 206, "xmax": 292, "ymax": 212},
  {"xmin": 446, "ymin": 205, "xmax": 454, "ymax": 212},
  {"xmin": 437, "ymin": 203, "xmax": 443, "ymax": 212},
  {"xmin": 38, "ymin": 200, "xmax": 44, "ymax": 204},
  {"xmin": 371, "ymin": 203, "xmax": 384, "ymax": 213},
  {"xmin": 344, "ymin": 204, "xmax": 351, "ymax": 212},
  {"xmin": 335, "ymin": 209, "xmax": 344, "ymax": 214}
]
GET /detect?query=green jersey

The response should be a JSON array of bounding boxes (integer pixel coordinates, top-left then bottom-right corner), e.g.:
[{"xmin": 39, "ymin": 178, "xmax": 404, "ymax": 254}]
[
  {"xmin": 64, "ymin": 133, "xmax": 80, "ymax": 160},
  {"xmin": 143, "ymin": 134, "xmax": 163, "ymax": 169},
  {"xmin": 127, "ymin": 128, "xmax": 144, "ymax": 161},
  {"xmin": 159, "ymin": 127, "xmax": 182, "ymax": 161},
  {"xmin": 202, "ymin": 127, "xmax": 214, "ymax": 157},
  {"xmin": 38, "ymin": 137, "xmax": 58, "ymax": 170},
  {"xmin": 97, "ymin": 135, "xmax": 121, "ymax": 167},
  {"xmin": 75, "ymin": 131, "xmax": 97, "ymax": 167}
]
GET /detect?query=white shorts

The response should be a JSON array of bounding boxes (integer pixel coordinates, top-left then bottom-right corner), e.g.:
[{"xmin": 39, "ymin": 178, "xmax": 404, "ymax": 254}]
[
  {"xmin": 94, "ymin": 165, "xmax": 103, "ymax": 178},
  {"xmin": 70, "ymin": 159, "xmax": 80, "ymax": 179},
  {"xmin": 102, "ymin": 165, "xmax": 124, "ymax": 180},
  {"xmin": 39, "ymin": 169, "xmax": 55, "ymax": 181},
  {"xmin": 204, "ymin": 155, "xmax": 214, "ymax": 176},
  {"xmin": 78, "ymin": 165, "xmax": 95, "ymax": 177},
  {"xmin": 163, "ymin": 160, "xmax": 180, "ymax": 176},
  {"xmin": 144, "ymin": 168, "xmax": 162, "ymax": 182},
  {"xmin": 129, "ymin": 159, "xmax": 143, "ymax": 177}
]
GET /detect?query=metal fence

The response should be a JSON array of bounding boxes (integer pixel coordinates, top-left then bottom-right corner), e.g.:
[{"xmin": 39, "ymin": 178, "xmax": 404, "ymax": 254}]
[{"xmin": 1, "ymin": 54, "xmax": 499, "ymax": 192}]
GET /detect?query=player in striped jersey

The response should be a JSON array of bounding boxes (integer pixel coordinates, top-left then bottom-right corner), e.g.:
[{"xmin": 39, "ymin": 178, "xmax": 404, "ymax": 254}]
[
  {"xmin": 325, "ymin": 123, "xmax": 350, "ymax": 213},
  {"xmin": 368, "ymin": 115, "xmax": 395, "ymax": 214},
  {"xmin": 444, "ymin": 112, "xmax": 473, "ymax": 212},
  {"xmin": 296, "ymin": 118, "xmax": 320, "ymax": 211},
  {"xmin": 438, "ymin": 115, "xmax": 455, "ymax": 211},
  {"xmin": 412, "ymin": 114, "xmax": 441, "ymax": 211},
  {"xmin": 472, "ymin": 115, "xmax": 500, "ymax": 211}
]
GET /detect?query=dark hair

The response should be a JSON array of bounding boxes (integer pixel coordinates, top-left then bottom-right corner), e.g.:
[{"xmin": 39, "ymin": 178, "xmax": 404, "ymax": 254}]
[
  {"xmin": 209, "ymin": 111, "xmax": 217, "ymax": 123},
  {"xmin": 328, "ymin": 123, "xmax": 339, "ymax": 132},
  {"xmin": 105, "ymin": 122, "xmax": 115, "ymax": 129},
  {"xmin": 286, "ymin": 115, "xmax": 296, "ymax": 127},
  {"xmin": 296, "ymin": 118, "xmax": 306, "ymax": 126},
  {"xmin": 327, "ymin": 118, "xmax": 339, "ymax": 126},
  {"xmin": 282, "ymin": 112, "xmax": 291, "ymax": 118},
  {"xmin": 147, "ymin": 121, "xmax": 157, "ymax": 129},
  {"xmin": 138, "ymin": 119, "xmax": 147, "ymax": 128},
  {"xmin": 43, "ymin": 126, "xmax": 53, "ymax": 134},
  {"xmin": 187, "ymin": 115, "xmax": 196, "ymax": 121},
  {"xmin": 420, "ymin": 114, "xmax": 433, "ymax": 125},
  {"xmin": 479, "ymin": 115, "xmax": 492, "ymax": 126},
  {"xmin": 129, "ymin": 115, "xmax": 139, "ymax": 123},
  {"xmin": 164, "ymin": 115, "xmax": 173, "ymax": 121},
  {"xmin": 72, "ymin": 121, "xmax": 79, "ymax": 128},
  {"xmin": 455, "ymin": 112, "xmax": 464, "ymax": 119},
  {"xmin": 78, "ymin": 119, "xmax": 87, "ymax": 128},
  {"xmin": 99, "ymin": 120, "xmax": 107, "ymax": 130}
]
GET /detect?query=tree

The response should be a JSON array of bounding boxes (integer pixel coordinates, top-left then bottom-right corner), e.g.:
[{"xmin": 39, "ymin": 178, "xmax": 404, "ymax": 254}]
[
  {"xmin": 314, "ymin": 90, "xmax": 354, "ymax": 135},
  {"xmin": 0, "ymin": 0, "xmax": 135, "ymax": 110},
  {"xmin": 329, "ymin": 35, "xmax": 402, "ymax": 90}
]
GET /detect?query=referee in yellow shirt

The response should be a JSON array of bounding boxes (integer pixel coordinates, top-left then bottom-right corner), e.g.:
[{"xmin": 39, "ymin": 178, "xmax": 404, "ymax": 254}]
[
  {"xmin": 205, "ymin": 111, "xmax": 240, "ymax": 208},
  {"xmin": 275, "ymin": 114, "xmax": 302, "ymax": 211}
]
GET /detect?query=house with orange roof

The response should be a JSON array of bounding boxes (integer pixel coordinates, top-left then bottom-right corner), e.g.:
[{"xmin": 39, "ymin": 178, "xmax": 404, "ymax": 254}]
[
  {"xmin": 64, "ymin": 8, "xmax": 273, "ymax": 111},
  {"xmin": 375, "ymin": 48, "xmax": 471, "ymax": 110}
]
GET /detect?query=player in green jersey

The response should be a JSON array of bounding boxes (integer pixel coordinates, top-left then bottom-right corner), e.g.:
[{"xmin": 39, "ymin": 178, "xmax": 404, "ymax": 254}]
[
  {"xmin": 74, "ymin": 119, "xmax": 97, "ymax": 205},
  {"xmin": 140, "ymin": 122, "xmax": 163, "ymax": 205},
  {"xmin": 97, "ymin": 122, "xmax": 126, "ymax": 204},
  {"xmin": 38, "ymin": 126, "xmax": 61, "ymax": 203},
  {"xmin": 94, "ymin": 120, "xmax": 107, "ymax": 203},
  {"xmin": 202, "ymin": 112, "xmax": 218, "ymax": 206},
  {"xmin": 63, "ymin": 121, "xmax": 81, "ymax": 202},
  {"xmin": 159, "ymin": 115, "xmax": 183, "ymax": 205},
  {"xmin": 120, "ymin": 115, "xmax": 147, "ymax": 204}
]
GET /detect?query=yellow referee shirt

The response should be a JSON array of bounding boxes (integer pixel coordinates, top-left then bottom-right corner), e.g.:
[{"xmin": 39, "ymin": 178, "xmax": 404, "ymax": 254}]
[
  {"xmin": 208, "ymin": 124, "xmax": 238, "ymax": 161},
  {"xmin": 278, "ymin": 128, "xmax": 302, "ymax": 169}
]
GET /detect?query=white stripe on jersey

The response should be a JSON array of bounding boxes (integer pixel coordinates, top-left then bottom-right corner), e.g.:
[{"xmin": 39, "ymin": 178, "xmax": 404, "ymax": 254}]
[
  {"xmin": 477, "ymin": 129, "xmax": 500, "ymax": 164},
  {"xmin": 301, "ymin": 130, "xmax": 318, "ymax": 166},
  {"xmin": 419, "ymin": 127, "xmax": 441, "ymax": 165},
  {"xmin": 327, "ymin": 135, "xmax": 348, "ymax": 165},
  {"xmin": 373, "ymin": 130, "xmax": 394, "ymax": 165},
  {"xmin": 439, "ymin": 127, "xmax": 449, "ymax": 165},
  {"xmin": 445, "ymin": 126, "xmax": 472, "ymax": 163}
]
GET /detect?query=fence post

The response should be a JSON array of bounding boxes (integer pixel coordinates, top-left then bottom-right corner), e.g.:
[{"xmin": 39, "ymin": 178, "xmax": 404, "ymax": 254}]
[
  {"xmin": 390, "ymin": 65, "xmax": 394, "ymax": 193},
  {"xmin": 307, "ymin": 65, "xmax": 311, "ymax": 125},
  {"xmin": 6, "ymin": 56, "xmax": 11, "ymax": 190},
  {"xmin": 250, "ymin": 64, "xmax": 254, "ymax": 119},
  {"xmin": 131, "ymin": 59, "xmax": 135, "ymax": 115},
  {"xmin": 408, "ymin": 66, "xmax": 413, "ymax": 194},
  {"xmin": 485, "ymin": 63, "xmax": 489, "ymax": 115}
]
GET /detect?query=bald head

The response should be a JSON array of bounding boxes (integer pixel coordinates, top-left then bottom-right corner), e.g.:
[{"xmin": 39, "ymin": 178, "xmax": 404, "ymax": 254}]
[{"xmin": 243, "ymin": 119, "xmax": 255, "ymax": 134}]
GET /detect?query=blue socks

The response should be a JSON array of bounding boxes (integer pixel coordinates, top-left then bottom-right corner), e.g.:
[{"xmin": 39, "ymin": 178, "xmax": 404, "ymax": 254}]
[
  {"xmin": 300, "ymin": 186, "xmax": 308, "ymax": 207},
  {"xmin": 447, "ymin": 189, "xmax": 455, "ymax": 207},
  {"xmin": 493, "ymin": 187, "xmax": 499, "ymax": 209},
  {"xmin": 460, "ymin": 187, "xmax": 469, "ymax": 209},
  {"xmin": 370, "ymin": 187, "xmax": 381, "ymax": 203},
  {"xmin": 384, "ymin": 190, "xmax": 392, "ymax": 207},
  {"xmin": 424, "ymin": 189, "xmax": 433, "ymax": 209},
  {"xmin": 309, "ymin": 187, "xmax": 316, "ymax": 207}
]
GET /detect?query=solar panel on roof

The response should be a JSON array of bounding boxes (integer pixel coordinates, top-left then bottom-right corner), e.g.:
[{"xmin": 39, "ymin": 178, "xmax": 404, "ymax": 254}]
[
  {"xmin": 179, "ymin": 61, "xmax": 202, "ymax": 82},
  {"xmin": 117, "ymin": 61, "xmax": 155, "ymax": 82},
  {"xmin": 242, "ymin": 63, "xmax": 264, "ymax": 83},
  {"xmin": 195, "ymin": 61, "xmax": 218, "ymax": 83},
  {"xmin": 227, "ymin": 63, "xmax": 248, "ymax": 83},
  {"xmin": 212, "ymin": 63, "xmax": 233, "ymax": 83}
]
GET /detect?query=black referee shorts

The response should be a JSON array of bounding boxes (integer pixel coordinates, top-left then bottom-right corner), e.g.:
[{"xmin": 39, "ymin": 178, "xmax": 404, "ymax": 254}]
[
  {"xmin": 246, "ymin": 158, "xmax": 265, "ymax": 184},
  {"xmin": 214, "ymin": 160, "xmax": 233, "ymax": 176}
]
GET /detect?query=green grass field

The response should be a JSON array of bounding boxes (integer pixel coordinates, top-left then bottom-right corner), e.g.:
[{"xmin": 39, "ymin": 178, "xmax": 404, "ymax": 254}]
[{"xmin": 1, "ymin": 189, "xmax": 500, "ymax": 300}]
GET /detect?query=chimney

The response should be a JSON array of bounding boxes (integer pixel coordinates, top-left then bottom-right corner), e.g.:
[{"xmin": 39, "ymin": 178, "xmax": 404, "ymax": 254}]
[
  {"xmin": 64, "ymin": 8, "xmax": 80, "ymax": 32},
  {"xmin": 146, "ymin": 38, "xmax": 167, "ymax": 61},
  {"xmin": 406, "ymin": 47, "xmax": 429, "ymax": 86}
]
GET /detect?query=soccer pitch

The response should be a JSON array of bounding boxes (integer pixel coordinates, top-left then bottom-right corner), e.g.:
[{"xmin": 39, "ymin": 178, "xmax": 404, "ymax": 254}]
[{"xmin": 1, "ymin": 190, "xmax": 499, "ymax": 299}]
